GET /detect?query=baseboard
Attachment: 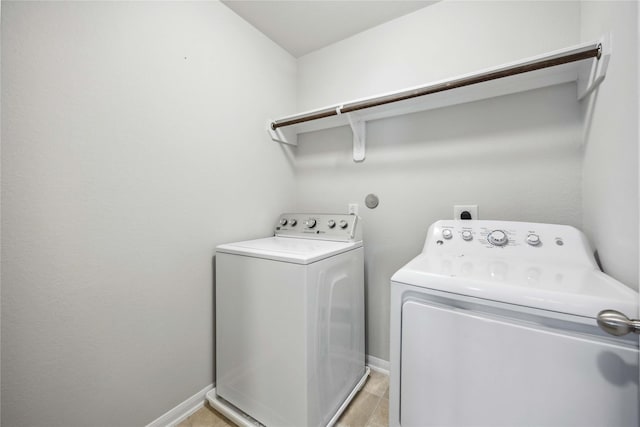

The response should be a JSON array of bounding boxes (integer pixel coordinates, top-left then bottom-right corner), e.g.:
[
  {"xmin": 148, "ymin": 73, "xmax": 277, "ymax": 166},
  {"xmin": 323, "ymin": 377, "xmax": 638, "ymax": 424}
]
[
  {"xmin": 366, "ymin": 354, "xmax": 390, "ymax": 375},
  {"xmin": 146, "ymin": 384, "xmax": 213, "ymax": 427},
  {"xmin": 145, "ymin": 357, "xmax": 387, "ymax": 427}
]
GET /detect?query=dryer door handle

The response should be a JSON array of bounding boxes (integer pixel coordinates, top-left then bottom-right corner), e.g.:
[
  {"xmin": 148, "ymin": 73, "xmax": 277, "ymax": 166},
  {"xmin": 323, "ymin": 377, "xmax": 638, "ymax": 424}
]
[{"xmin": 597, "ymin": 310, "xmax": 640, "ymax": 336}]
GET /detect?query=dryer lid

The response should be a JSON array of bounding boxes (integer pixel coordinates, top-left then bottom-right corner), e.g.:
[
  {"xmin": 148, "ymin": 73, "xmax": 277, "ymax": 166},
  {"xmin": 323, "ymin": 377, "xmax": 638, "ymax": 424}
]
[
  {"xmin": 391, "ymin": 220, "xmax": 638, "ymax": 319},
  {"xmin": 391, "ymin": 253, "xmax": 637, "ymax": 319},
  {"xmin": 216, "ymin": 236, "xmax": 362, "ymax": 265}
]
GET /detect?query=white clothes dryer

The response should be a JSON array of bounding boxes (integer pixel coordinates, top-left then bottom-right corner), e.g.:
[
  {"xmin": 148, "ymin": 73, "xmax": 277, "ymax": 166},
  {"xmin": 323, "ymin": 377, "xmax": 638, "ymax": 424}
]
[
  {"xmin": 390, "ymin": 220, "xmax": 639, "ymax": 427},
  {"xmin": 207, "ymin": 213, "xmax": 368, "ymax": 427}
]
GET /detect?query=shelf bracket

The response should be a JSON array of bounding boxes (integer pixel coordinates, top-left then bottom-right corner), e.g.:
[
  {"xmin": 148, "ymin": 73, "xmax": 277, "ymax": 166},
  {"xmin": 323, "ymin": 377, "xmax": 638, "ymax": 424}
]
[
  {"xmin": 577, "ymin": 33, "xmax": 611, "ymax": 100},
  {"xmin": 345, "ymin": 112, "xmax": 366, "ymax": 162},
  {"xmin": 267, "ymin": 119, "xmax": 297, "ymax": 146}
]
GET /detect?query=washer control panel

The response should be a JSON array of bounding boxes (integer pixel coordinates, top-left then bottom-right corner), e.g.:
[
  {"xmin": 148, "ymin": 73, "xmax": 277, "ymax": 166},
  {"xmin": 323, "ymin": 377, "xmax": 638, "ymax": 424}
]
[
  {"xmin": 425, "ymin": 220, "xmax": 595, "ymax": 265},
  {"xmin": 275, "ymin": 213, "xmax": 361, "ymax": 242}
]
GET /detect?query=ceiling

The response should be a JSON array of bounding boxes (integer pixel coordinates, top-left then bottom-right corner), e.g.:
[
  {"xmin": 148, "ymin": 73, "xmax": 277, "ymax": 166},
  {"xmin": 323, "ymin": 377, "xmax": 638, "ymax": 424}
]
[{"xmin": 221, "ymin": 1, "xmax": 437, "ymax": 58}]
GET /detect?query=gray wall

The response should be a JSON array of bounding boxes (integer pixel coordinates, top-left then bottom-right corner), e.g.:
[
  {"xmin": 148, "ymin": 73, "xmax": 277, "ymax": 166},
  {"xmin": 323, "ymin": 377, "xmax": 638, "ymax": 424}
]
[
  {"xmin": 294, "ymin": 0, "xmax": 591, "ymax": 361},
  {"xmin": 2, "ymin": 1, "xmax": 638, "ymax": 426},
  {"xmin": 0, "ymin": 0, "xmax": 3, "ymax": 422},
  {"xmin": 580, "ymin": 1, "xmax": 639, "ymax": 291},
  {"xmin": 1, "ymin": 2, "xmax": 296, "ymax": 426},
  {"xmin": 296, "ymin": 1, "xmax": 580, "ymax": 111},
  {"xmin": 294, "ymin": 86, "xmax": 584, "ymax": 361}
]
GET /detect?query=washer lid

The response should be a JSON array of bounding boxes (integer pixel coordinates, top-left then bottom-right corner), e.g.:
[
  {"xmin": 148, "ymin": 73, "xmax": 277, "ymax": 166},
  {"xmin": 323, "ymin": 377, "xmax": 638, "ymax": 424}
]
[
  {"xmin": 391, "ymin": 253, "xmax": 638, "ymax": 319},
  {"xmin": 216, "ymin": 236, "xmax": 362, "ymax": 265}
]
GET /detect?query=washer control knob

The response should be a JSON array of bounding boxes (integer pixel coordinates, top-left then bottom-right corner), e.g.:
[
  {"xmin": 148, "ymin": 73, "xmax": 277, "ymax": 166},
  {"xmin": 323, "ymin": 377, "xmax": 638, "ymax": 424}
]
[
  {"xmin": 339, "ymin": 220, "xmax": 348, "ymax": 229},
  {"xmin": 526, "ymin": 234, "xmax": 541, "ymax": 246},
  {"xmin": 279, "ymin": 218, "xmax": 288, "ymax": 226},
  {"xmin": 327, "ymin": 220, "xmax": 336, "ymax": 229},
  {"xmin": 289, "ymin": 219, "xmax": 297, "ymax": 226},
  {"xmin": 488, "ymin": 230, "xmax": 508, "ymax": 246},
  {"xmin": 304, "ymin": 219, "xmax": 317, "ymax": 228},
  {"xmin": 462, "ymin": 230, "xmax": 473, "ymax": 241},
  {"xmin": 442, "ymin": 229, "xmax": 453, "ymax": 240}
]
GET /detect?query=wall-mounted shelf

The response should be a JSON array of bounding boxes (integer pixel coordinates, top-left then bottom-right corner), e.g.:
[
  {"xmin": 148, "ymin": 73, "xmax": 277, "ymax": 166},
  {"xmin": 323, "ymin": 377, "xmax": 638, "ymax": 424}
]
[{"xmin": 268, "ymin": 35, "xmax": 610, "ymax": 162}]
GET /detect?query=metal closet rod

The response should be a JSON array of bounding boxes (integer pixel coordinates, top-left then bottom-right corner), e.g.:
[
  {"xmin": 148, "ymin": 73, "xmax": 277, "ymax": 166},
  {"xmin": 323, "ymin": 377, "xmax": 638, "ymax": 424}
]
[{"xmin": 271, "ymin": 44, "xmax": 601, "ymax": 131}]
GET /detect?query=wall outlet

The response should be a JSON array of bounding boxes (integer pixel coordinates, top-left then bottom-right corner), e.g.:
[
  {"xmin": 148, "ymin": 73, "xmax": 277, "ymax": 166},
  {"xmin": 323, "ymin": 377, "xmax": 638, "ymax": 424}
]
[
  {"xmin": 454, "ymin": 205, "xmax": 478, "ymax": 220},
  {"xmin": 348, "ymin": 203, "xmax": 359, "ymax": 215}
]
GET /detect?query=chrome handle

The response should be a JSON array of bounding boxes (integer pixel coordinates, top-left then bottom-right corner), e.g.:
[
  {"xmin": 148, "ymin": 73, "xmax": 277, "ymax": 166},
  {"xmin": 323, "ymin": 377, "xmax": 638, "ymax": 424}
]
[{"xmin": 597, "ymin": 310, "xmax": 640, "ymax": 336}]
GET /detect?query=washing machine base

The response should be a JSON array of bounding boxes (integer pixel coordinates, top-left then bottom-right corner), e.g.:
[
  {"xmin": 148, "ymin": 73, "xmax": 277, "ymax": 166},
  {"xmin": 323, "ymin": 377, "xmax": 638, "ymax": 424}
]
[{"xmin": 205, "ymin": 367, "xmax": 370, "ymax": 427}]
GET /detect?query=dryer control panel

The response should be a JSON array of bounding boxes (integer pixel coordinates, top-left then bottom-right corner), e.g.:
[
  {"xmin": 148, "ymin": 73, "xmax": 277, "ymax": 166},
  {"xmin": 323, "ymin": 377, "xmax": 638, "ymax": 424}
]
[
  {"xmin": 424, "ymin": 220, "xmax": 596, "ymax": 267},
  {"xmin": 275, "ymin": 213, "xmax": 361, "ymax": 242}
]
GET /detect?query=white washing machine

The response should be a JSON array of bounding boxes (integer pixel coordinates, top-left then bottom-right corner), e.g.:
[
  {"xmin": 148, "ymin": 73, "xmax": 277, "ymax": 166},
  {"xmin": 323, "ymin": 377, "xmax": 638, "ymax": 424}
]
[
  {"xmin": 206, "ymin": 213, "xmax": 368, "ymax": 427},
  {"xmin": 390, "ymin": 220, "xmax": 639, "ymax": 427}
]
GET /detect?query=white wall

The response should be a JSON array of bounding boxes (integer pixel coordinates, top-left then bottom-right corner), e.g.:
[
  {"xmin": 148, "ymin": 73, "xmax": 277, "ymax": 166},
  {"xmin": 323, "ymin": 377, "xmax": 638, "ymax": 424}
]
[
  {"xmin": 580, "ymin": 1, "xmax": 639, "ymax": 291},
  {"xmin": 294, "ymin": 0, "xmax": 583, "ymax": 360},
  {"xmin": 1, "ymin": 2, "xmax": 296, "ymax": 426}
]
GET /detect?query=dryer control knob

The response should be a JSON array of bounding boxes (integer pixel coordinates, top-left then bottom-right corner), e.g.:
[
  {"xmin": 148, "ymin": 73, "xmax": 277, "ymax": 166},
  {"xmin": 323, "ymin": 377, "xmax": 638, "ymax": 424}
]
[
  {"xmin": 305, "ymin": 219, "xmax": 317, "ymax": 228},
  {"xmin": 462, "ymin": 230, "xmax": 473, "ymax": 241},
  {"xmin": 339, "ymin": 220, "xmax": 348, "ymax": 229},
  {"xmin": 289, "ymin": 219, "xmax": 297, "ymax": 226},
  {"xmin": 526, "ymin": 234, "xmax": 541, "ymax": 246},
  {"xmin": 442, "ymin": 229, "xmax": 453, "ymax": 240},
  {"xmin": 327, "ymin": 220, "xmax": 336, "ymax": 229},
  {"xmin": 279, "ymin": 218, "xmax": 288, "ymax": 226},
  {"xmin": 488, "ymin": 230, "xmax": 508, "ymax": 246}
]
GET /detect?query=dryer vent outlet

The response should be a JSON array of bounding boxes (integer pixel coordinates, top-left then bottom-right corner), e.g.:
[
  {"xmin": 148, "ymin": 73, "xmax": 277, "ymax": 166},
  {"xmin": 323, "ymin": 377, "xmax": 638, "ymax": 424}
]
[{"xmin": 453, "ymin": 205, "xmax": 478, "ymax": 220}]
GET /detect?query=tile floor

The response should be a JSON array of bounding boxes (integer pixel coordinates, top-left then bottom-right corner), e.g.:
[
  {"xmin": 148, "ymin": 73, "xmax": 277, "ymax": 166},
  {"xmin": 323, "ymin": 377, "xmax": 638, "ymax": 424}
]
[{"xmin": 177, "ymin": 370, "xmax": 389, "ymax": 427}]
